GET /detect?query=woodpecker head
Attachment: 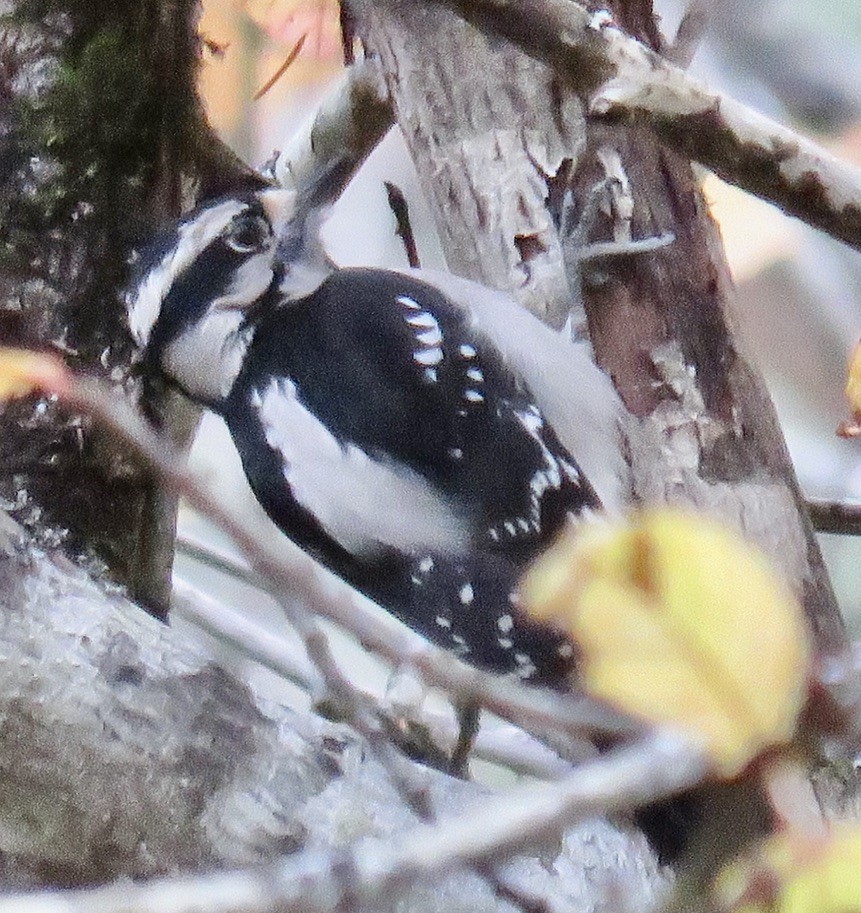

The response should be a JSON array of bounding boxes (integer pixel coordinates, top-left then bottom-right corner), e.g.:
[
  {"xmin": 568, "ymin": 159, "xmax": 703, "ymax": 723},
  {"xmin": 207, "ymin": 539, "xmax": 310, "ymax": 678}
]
[{"xmin": 127, "ymin": 187, "xmax": 307, "ymax": 405}]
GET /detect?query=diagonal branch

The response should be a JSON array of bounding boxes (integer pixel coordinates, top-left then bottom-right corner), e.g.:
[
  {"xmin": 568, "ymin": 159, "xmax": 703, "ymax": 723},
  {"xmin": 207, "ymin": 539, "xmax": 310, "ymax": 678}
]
[
  {"xmin": 0, "ymin": 733, "xmax": 700, "ymax": 913},
  {"xmin": 807, "ymin": 499, "xmax": 861, "ymax": 537},
  {"xmin": 64, "ymin": 375, "xmax": 638, "ymax": 748},
  {"xmin": 419, "ymin": 0, "xmax": 861, "ymax": 256}
]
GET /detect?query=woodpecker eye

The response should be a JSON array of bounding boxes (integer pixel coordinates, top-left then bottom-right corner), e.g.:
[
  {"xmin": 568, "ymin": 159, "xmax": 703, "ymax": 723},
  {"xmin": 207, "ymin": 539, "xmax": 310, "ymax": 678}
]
[{"xmin": 225, "ymin": 212, "xmax": 272, "ymax": 254}]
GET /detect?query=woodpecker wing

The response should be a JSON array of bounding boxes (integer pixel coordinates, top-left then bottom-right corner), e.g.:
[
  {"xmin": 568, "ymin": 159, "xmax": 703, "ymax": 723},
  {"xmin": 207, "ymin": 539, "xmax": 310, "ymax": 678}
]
[{"xmin": 224, "ymin": 268, "xmax": 601, "ymax": 564}]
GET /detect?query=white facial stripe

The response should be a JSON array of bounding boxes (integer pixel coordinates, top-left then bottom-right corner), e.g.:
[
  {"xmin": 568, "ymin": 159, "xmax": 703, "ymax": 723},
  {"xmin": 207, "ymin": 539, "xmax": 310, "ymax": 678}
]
[
  {"xmin": 254, "ymin": 378, "xmax": 469, "ymax": 557},
  {"xmin": 128, "ymin": 199, "xmax": 249, "ymax": 347}
]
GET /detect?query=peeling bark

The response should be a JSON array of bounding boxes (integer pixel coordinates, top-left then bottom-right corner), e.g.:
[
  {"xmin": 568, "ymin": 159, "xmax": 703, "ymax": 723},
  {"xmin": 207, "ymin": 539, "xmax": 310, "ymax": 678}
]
[{"xmin": 352, "ymin": 0, "xmax": 845, "ymax": 653}]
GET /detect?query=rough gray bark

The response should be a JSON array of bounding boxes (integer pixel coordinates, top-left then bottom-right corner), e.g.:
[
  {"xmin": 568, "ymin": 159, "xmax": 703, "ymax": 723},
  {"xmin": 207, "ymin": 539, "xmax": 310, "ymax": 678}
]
[
  {"xmin": 0, "ymin": 515, "xmax": 667, "ymax": 909},
  {"xmin": 0, "ymin": 0, "xmax": 259, "ymax": 614},
  {"xmin": 351, "ymin": 7, "xmax": 584, "ymax": 326},
  {"xmin": 351, "ymin": 0, "xmax": 845, "ymax": 653}
]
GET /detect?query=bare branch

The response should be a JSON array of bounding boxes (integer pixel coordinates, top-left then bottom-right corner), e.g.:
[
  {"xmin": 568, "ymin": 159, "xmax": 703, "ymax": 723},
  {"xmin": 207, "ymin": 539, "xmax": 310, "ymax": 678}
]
[
  {"xmin": 0, "ymin": 734, "xmax": 694, "ymax": 913},
  {"xmin": 665, "ymin": 0, "xmax": 713, "ymax": 67},
  {"xmin": 417, "ymin": 0, "xmax": 861, "ymax": 257},
  {"xmin": 171, "ymin": 578, "xmax": 323, "ymax": 694},
  {"xmin": 267, "ymin": 58, "xmax": 393, "ymax": 207},
  {"xmin": 173, "ymin": 568, "xmax": 580, "ymax": 779},
  {"xmin": 63, "ymin": 376, "xmax": 637, "ymax": 746}
]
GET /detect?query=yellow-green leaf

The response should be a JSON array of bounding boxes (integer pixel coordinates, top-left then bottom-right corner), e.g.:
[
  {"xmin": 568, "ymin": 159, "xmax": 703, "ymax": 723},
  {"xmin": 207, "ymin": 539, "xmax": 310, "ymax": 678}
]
[
  {"xmin": 521, "ymin": 511, "xmax": 811, "ymax": 777},
  {"xmin": 838, "ymin": 339, "xmax": 861, "ymax": 437},
  {"xmin": 714, "ymin": 825, "xmax": 861, "ymax": 913},
  {"xmin": 0, "ymin": 348, "xmax": 68, "ymax": 401}
]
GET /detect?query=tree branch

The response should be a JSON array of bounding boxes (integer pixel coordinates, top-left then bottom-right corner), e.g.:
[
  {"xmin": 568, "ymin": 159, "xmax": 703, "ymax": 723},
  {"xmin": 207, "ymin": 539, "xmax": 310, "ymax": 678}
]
[
  {"xmin": 807, "ymin": 499, "xmax": 861, "ymax": 537},
  {"xmin": 0, "ymin": 734, "xmax": 690, "ymax": 913},
  {"xmin": 266, "ymin": 58, "xmax": 393, "ymax": 208},
  {"xmin": 423, "ymin": 0, "xmax": 861, "ymax": 257},
  {"xmin": 65, "ymin": 376, "xmax": 637, "ymax": 748},
  {"xmin": 172, "ymin": 559, "xmax": 583, "ymax": 778}
]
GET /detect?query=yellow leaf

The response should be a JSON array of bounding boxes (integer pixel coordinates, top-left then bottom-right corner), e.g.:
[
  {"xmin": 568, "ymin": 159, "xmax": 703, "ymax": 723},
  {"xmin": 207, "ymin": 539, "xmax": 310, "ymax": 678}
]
[
  {"xmin": 0, "ymin": 348, "xmax": 68, "ymax": 401},
  {"xmin": 521, "ymin": 511, "xmax": 811, "ymax": 777},
  {"xmin": 714, "ymin": 825, "xmax": 861, "ymax": 913}
]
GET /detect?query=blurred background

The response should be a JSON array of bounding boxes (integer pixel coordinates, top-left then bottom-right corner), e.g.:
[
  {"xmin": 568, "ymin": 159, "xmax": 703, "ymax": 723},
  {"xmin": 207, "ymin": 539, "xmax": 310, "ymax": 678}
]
[{"xmin": 175, "ymin": 0, "xmax": 861, "ymax": 717}]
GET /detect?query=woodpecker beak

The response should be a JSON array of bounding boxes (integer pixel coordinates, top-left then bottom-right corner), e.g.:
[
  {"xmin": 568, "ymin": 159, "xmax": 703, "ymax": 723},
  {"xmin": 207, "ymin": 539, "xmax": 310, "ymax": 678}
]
[{"xmin": 259, "ymin": 188, "xmax": 298, "ymax": 236}]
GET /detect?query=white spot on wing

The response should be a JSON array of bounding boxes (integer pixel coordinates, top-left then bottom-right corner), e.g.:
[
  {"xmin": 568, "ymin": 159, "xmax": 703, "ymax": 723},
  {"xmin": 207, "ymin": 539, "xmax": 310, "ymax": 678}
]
[
  {"xmin": 416, "ymin": 327, "xmax": 443, "ymax": 347},
  {"xmin": 497, "ymin": 614, "xmax": 513, "ymax": 633},
  {"xmin": 514, "ymin": 654, "xmax": 537, "ymax": 678},
  {"xmin": 406, "ymin": 309, "xmax": 444, "ymax": 371},
  {"xmin": 397, "ymin": 295, "xmax": 421, "ymax": 310},
  {"xmin": 254, "ymin": 377, "xmax": 467, "ymax": 557},
  {"xmin": 481, "ymin": 405, "xmax": 589, "ymax": 544},
  {"xmin": 414, "ymin": 348, "xmax": 443, "ymax": 366},
  {"xmin": 406, "ymin": 312, "xmax": 438, "ymax": 328},
  {"xmin": 464, "ymin": 389, "xmax": 484, "ymax": 403},
  {"xmin": 459, "ymin": 344, "xmax": 477, "ymax": 358},
  {"xmin": 459, "ymin": 583, "xmax": 474, "ymax": 605}
]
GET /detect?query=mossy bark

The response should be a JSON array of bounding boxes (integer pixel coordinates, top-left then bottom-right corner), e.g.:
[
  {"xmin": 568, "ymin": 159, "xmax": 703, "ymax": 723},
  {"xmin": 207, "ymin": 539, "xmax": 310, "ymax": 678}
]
[{"xmin": 0, "ymin": 0, "xmax": 259, "ymax": 613}]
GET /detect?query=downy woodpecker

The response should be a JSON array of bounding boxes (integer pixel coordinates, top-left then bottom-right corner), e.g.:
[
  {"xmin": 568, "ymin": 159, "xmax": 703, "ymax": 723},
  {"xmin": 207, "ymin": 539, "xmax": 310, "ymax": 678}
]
[{"xmin": 127, "ymin": 188, "xmax": 626, "ymax": 687}]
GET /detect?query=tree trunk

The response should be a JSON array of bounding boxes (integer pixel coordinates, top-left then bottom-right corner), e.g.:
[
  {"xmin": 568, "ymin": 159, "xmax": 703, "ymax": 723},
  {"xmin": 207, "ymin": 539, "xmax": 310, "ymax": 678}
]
[
  {"xmin": 0, "ymin": 0, "xmax": 258, "ymax": 614},
  {"xmin": 351, "ymin": 0, "xmax": 845, "ymax": 653}
]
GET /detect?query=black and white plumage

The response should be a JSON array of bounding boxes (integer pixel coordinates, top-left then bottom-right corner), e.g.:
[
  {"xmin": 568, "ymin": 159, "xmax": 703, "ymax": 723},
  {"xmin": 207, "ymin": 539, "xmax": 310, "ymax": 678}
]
[{"xmin": 128, "ymin": 188, "xmax": 626, "ymax": 687}]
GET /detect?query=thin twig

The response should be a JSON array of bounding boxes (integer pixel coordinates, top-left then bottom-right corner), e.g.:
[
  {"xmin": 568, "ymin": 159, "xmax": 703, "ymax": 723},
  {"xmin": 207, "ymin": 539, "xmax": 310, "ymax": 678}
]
[
  {"xmin": 64, "ymin": 377, "xmax": 453, "ymax": 842},
  {"xmin": 173, "ymin": 541, "xmax": 581, "ymax": 778},
  {"xmin": 253, "ymin": 34, "xmax": 307, "ymax": 101},
  {"xmin": 665, "ymin": 0, "xmax": 713, "ymax": 67},
  {"xmin": 171, "ymin": 577, "xmax": 323, "ymax": 694},
  {"xmin": 807, "ymin": 499, "xmax": 861, "ymax": 536},
  {"xmin": 384, "ymin": 181, "xmax": 421, "ymax": 268},
  {"xmin": 66, "ymin": 377, "xmax": 636, "ymax": 748},
  {"xmin": 71, "ymin": 373, "xmax": 648, "ymax": 913}
]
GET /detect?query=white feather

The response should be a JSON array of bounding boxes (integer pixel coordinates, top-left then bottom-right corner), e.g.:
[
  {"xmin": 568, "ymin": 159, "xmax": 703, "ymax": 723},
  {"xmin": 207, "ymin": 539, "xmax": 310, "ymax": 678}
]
[
  {"xmin": 161, "ymin": 253, "xmax": 277, "ymax": 403},
  {"xmin": 253, "ymin": 377, "xmax": 469, "ymax": 557}
]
